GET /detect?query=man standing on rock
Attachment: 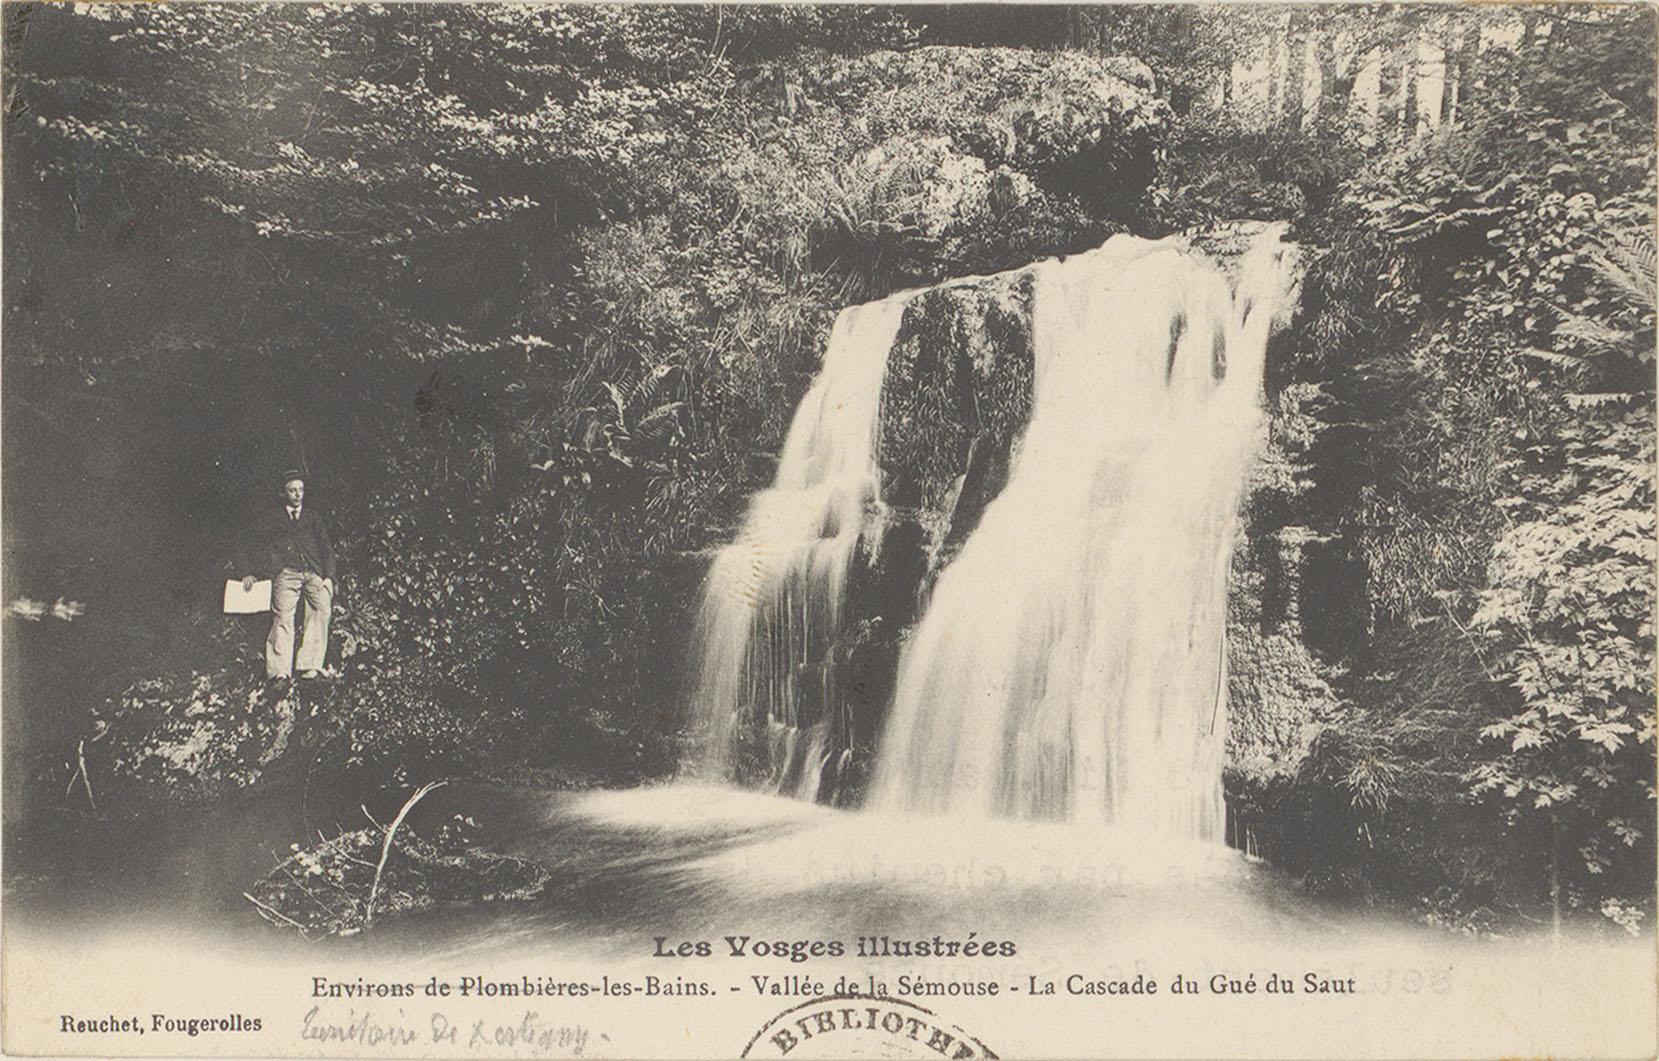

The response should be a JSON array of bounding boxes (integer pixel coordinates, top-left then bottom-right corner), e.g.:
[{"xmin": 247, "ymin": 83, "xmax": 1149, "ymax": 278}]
[{"xmin": 242, "ymin": 470, "xmax": 336, "ymax": 682}]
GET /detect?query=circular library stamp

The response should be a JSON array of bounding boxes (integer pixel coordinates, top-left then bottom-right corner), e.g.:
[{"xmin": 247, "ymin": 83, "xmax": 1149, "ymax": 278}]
[{"xmin": 740, "ymin": 996, "xmax": 997, "ymax": 1059}]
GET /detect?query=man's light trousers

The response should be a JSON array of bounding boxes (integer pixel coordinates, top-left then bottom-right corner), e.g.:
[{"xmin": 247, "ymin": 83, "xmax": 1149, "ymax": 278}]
[{"xmin": 266, "ymin": 567, "xmax": 331, "ymax": 677}]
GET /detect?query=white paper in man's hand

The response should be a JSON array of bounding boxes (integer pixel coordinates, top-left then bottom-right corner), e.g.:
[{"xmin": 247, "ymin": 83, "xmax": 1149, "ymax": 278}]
[{"xmin": 222, "ymin": 578, "xmax": 272, "ymax": 613}]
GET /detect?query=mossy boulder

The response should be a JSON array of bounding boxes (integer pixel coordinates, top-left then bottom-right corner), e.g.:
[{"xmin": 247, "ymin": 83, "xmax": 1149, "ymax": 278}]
[
  {"xmin": 81, "ymin": 662, "xmax": 341, "ymax": 812},
  {"xmin": 832, "ymin": 47, "xmax": 1164, "ymax": 182},
  {"xmin": 727, "ymin": 46, "xmax": 1169, "ymax": 289}
]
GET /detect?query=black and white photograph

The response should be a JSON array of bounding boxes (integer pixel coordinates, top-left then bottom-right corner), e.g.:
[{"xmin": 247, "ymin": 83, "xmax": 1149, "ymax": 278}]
[{"xmin": 2, "ymin": 3, "xmax": 1655, "ymax": 1057}]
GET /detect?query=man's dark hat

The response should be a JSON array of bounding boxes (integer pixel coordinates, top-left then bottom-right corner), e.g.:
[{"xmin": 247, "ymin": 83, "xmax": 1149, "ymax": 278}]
[{"xmin": 280, "ymin": 468, "xmax": 307, "ymax": 485}]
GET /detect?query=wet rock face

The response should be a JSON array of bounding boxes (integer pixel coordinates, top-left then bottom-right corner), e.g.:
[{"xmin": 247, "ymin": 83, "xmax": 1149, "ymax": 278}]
[
  {"xmin": 811, "ymin": 276, "xmax": 1035, "ymax": 804},
  {"xmin": 1225, "ymin": 527, "xmax": 1341, "ymax": 780},
  {"xmin": 880, "ymin": 272, "xmax": 1035, "ymax": 580}
]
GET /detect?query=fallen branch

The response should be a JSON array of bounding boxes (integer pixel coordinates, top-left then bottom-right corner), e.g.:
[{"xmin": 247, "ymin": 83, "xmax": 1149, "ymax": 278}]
[
  {"xmin": 365, "ymin": 781, "xmax": 447, "ymax": 926},
  {"xmin": 75, "ymin": 740, "xmax": 97, "ymax": 812},
  {"xmin": 243, "ymin": 891, "xmax": 307, "ymax": 932}
]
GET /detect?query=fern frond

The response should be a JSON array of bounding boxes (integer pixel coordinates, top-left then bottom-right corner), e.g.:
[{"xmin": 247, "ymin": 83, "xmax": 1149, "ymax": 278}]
[
  {"xmin": 636, "ymin": 401, "xmax": 687, "ymax": 444},
  {"xmin": 1519, "ymin": 346, "xmax": 1593, "ymax": 370},
  {"xmin": 1553, "ymin": 315, "xmax": 1632, "ymax": 353},
  {"xmin": 633, "ymin": 361, "xmax": 680, "ymax": 407},
  {"xmin": 601, "ymin": 380, "xmax": 628, "ymax": 424},
  {"xmin": 1606, "ymin": 229, "xmax": 1657, "ymax": 289},
  {"xmin": 1588, "ymin": 228, "xmax": 1657, "ymax": 313},
  {"xmin": 1564, "ymin": 392, "xmax": 1636, "ymax": 410}
]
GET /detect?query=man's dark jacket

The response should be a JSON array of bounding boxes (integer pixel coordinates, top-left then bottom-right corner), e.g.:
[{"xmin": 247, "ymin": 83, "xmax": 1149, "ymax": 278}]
[{"xmin": 253, "ymin": 507, "xmax": 336, "ymax": 581}]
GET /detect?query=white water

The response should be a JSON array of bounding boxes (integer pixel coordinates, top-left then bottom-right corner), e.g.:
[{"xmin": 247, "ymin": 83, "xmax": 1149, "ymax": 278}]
[
  {"xmin": 869, "ymin": 232, "xmax": 1295, "ymax": 838},
  {"xmin": 687, "ymin": 230, "xmax": 1295, "ymax": 834},
  {"xmin": 688, "ymin": 294, "xmax": 911, "ymax": 795}
]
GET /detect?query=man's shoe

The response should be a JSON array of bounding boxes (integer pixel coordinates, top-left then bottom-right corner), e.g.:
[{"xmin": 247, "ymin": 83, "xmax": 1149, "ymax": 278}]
[{"xmin": 297, "ymin": 669, "xmax": 321, "ymax": 680}]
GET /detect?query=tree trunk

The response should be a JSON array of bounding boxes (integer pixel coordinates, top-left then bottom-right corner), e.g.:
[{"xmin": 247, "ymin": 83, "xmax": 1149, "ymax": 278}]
[
  {"xmin": 1439, "ymin": 27, "xmax": 1461, "ymax": 125},
  {"xmin": 1458, "ymin": 13, "xmax": 1485, "ymax": 115},
  {"xmin": 1401, "ymin": 28, "xmax": 1419, "ymax": 138},
  {"xmin": 1315, "ymin": 22, "xmax": 1344, "ymax": 125},
  {"xmin": 1549, "ymin": 811, "xmax": 1563, "ymax": 946},
  {"xmin": 1376, "ymin": 42, "xmax": 1401, "ymax": 144},
  {"xmin": 1443, "ymin": 15, "xmax": 1486, "ymax": 126},
  {"xmin": 1283, "ymin": 11, "xmax": 1308, "ymax": 130},
  {"xmin": 1265, "ymin": 32, "xmax": 1284, "ymax": 126}
]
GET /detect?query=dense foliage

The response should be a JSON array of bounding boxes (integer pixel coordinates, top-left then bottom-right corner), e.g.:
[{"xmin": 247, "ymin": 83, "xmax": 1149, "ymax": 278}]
[
  {"xmin": 1192, "ymin": 5, "xmax": 1656, "ymax": 933},
  {"xmin": 3, "ymin": 5, "xmax": 1159, "ymax": 809},
  {"xmin": 3, "ymin": 3, "xmax": 1652, "ymax": 934}
]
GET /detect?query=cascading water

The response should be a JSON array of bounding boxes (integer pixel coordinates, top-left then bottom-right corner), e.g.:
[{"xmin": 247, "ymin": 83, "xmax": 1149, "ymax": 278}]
[
  {"xmin": 867, "ymin": 233, "xmax": 1293, "ymax": 839},
  {"xmin": 688, "ymin": 294, "xmax": 911, "ymax": 798},
  {"xmin": 686, "ymin": 228, "xmax": 1293, "ymax": 835}
]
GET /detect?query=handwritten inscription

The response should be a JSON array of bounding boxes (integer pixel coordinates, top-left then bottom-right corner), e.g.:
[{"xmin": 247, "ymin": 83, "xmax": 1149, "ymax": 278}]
[{"xmin": 300, "ymin": 1006, "xmax": 590, "ymax": 1056}]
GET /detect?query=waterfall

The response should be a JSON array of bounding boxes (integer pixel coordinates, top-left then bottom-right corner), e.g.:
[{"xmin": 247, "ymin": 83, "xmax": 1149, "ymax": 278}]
[
  {"xmin": 868, "ymin": 233, "xmax": 1290, "ymax": 839},
  {"xmin": 686, "ymin": 228, "xmax": 1293, "ymax": 838},
  {"xmin": 687, "ymin": 293, "xmax": 912, "ymax": 796}
]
